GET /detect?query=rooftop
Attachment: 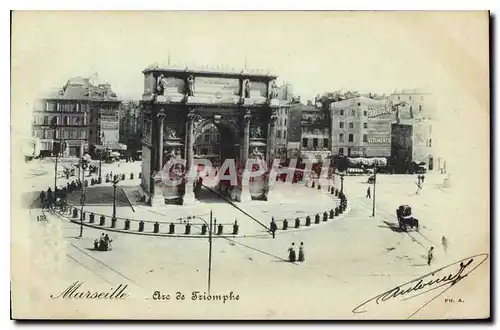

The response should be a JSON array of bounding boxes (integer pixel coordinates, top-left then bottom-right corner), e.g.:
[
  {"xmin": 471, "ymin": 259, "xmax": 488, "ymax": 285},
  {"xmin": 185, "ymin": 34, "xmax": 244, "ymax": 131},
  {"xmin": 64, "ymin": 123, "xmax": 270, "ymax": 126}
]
[
  {"xmin": 41, "ymin": 76, "xmax": 120, "ymax": 101},
  {"xmin": 143, "ymin": 62, "xmax": 277, "ymax": 79}
]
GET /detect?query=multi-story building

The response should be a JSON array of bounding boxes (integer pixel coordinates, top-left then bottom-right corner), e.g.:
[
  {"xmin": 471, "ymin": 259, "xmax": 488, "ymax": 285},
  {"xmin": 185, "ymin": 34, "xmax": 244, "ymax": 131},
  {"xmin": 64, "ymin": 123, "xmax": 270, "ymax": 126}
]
[
  {"xmin": 277, "ymin": 83, "xmax": 294, "ymax": 103},
  {"xmin": 32, "ymin": 96, "xmax": 89, "ymax": 157},
  {"xmin": 119, "ymin": 100, "xmax": 143, "ymax": 152},
  {"xmin": 274, "ymin": 107, "xmax": 289, "ymax": 160},
  {"xmin": 330, "ymin": 96, "xmax": 391, "ymax": 158},
  {"xmin": 389, "ymin": 88, "xmax": 435, "ymax": 120},
  {"xmin": 286, "ymin": 102, "xmax": 304, "ymax": 158},
  {"xmin": 300, "ymin": 106, "xmax": 330, "ymax": 161},
  {"xmin": 32, "ymin": 76, "xmax": 121, "ymax": 157},
  {"xmin": 194, "ymin": 123, "xmax": 221, "ymax": 163}
]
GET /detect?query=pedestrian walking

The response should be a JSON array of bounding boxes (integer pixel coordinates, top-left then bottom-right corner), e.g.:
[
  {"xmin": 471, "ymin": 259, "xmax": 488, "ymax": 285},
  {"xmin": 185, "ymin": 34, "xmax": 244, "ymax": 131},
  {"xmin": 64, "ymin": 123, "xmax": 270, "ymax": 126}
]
[
  {"xmin": 366, "ymin": 186, "xmax": 371, "ymax": 199},
  {"xmin": 415, "ymin": 181, "xmax": 422, "ymax": 195},
  {"xmin": 421, "ymin": 174, "xmax": 425, "ymax": 184},
  {"xmin": 298, "ymin": 242, "xmax": 305, "ymax": 262},
  {"xmin": 427, "ymin": 247, "xmax": 434, "ymax": 266},
  {"xmin": 441, "ymin": 236, "xmax": 448, "ymax": 253},
  {"xmin": 288, "ymin": 243, "xmax": 296, "ymax": 262},
  {"xmin": 270, "ymin": 218, "xmax": 278, "ymax": 239}
]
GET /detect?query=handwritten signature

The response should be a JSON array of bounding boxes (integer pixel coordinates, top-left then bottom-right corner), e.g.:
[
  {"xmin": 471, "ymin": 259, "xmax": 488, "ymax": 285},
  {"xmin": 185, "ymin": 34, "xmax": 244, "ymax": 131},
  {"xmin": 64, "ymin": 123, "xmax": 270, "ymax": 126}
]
[{"xmin": 352, "ymin": 253, "xmax": 489, "ymax": 318}]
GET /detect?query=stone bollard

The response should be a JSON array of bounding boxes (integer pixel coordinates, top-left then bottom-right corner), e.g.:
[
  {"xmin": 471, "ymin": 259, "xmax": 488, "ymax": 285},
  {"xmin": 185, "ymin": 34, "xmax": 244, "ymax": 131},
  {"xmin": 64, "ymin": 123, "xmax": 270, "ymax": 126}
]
[
  {"xmin": 217, "ymin": 224, "xmax": 223, "ymax": 235},
  {"xmin": 124, "ymin": 219, "xmax": 130, "ymax": 230},
  {"xmin": 233, "ymin": 221, "xmax": 239, "ymax": 235},
  {"xmin": 139, "ymin": 172, "xmax": 142, "ymax": 179},
  {"xmin": 72, "ymin": 208, "xmax": 78, "ymax": 218},
  {"xmin": 169, "ymin": 223, "xmax": 175, "ymax": 234},
  {"xmin": 335, "ymin": 189, "xmax": 339, "ymax": 197},
  {"xmin": 331, "ymin": 188, "xmax": 334, "ymax": 195},
  {"xmin": 201, "ymin": 224, "xmax": 207, "ymax": 235},
  {"xmin": 329, "ymin": 209, "xmax": 334, "ymax": 219},
  {"xmin": 98, "ymin": 177, "xmax": 102, "ymax": 184},
  {"xmin": 122, "ymin": 174, "xmax": 126, "ymax": 181},
  {"xmin": 318, "ymin": 184, "xmax": 321, "ymax": 190},
  {"xmin": 130, "ymin": 173, "xmax": 134, "ymax": 180},
  {"xmin": 138, "ymin": 221, "xmax": 145, "ymax": 232},
  {"xmin": 154, "ymin": 222, "xmax": 159, "ymax": 233},
  {"xmin": 283, "ymin": 219, "xmax": 288, "ymax": 230},
  {"xmin": 185, "ymin": 223, "xmax": 191, "ymax": 235},
  {"xmin": 335, "ymin": 207, "xmax": 339, "ymax": 216},
  {"xmin": 89, "ymin": 213, "xmax": 95, "ymax": 223},
  {"xmin": 312, "ymin": 181, "xmax": 315, "ymax": 188},
  {"xmin": 314, "ymin": 213, "xmax": 320, "ymax": 224},
  {"xmin": 99, "ymin": 215, "xmax": 106, "ymax": 226},
  {"xmin": 111, "ymin": 217, "xmax": 117, "ymax": 228},
  {"xmin": 295, "ymin": 218, "xmax": 300, "ymax": 228},
  {"xmin": 323, "ymin": 212, "xmax": 328, "ymax": 222},
  {"xmin": 305, "ymin": 216, "xmax": 311, "ymax": 226}
]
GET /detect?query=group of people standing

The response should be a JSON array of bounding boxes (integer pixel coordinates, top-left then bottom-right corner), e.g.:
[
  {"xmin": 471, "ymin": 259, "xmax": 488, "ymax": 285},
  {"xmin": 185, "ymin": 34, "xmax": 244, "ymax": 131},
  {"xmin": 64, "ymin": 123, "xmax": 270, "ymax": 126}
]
[{"xmin": 288, "ymin": 242, "xmax": 305, "ymax": 263}]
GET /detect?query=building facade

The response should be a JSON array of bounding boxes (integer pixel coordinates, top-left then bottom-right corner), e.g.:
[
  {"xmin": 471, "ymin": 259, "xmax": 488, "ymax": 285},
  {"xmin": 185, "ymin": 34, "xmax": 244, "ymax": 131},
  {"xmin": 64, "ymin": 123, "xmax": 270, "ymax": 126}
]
[
  {"xmin": 119, "ymin": 100, "xmax": 143, "ymax": 152},
  {"xmin": 300, "ymin": 106, "xmax": 330, "ymax": 161},
  {"xmin": 389, "ymin": 88, "xmax": 435, "ymax": 120},
  {"xmin": 32, "ymin": 77, "xmax": 121, "ymax": 157},
  {"xmin": 330, "ymin": 96, "xmax": 392, "ymax": 158},
  {"xmin": 32, "ymin": 98, "xmax": 89, "ymax": 157}
]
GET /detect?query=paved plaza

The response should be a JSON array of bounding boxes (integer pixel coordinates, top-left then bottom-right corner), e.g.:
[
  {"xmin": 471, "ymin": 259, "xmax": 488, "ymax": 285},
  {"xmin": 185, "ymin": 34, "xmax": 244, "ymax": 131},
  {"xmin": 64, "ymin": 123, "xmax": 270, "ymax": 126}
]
[{"xmin": 20, "ymin": 159, "xmax": 487, "ymax": 319}]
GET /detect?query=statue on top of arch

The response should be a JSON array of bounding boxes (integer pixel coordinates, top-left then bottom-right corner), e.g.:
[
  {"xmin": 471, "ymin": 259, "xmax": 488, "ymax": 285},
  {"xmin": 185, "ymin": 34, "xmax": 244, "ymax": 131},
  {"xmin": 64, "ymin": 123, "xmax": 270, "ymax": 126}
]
[
  {"xmin": 269, "ymin": 79, "xmax": 279, "ymax": 99},
  {"xmin": 186, "ymin": 75, "xmax": 195, "ymax": 97}
]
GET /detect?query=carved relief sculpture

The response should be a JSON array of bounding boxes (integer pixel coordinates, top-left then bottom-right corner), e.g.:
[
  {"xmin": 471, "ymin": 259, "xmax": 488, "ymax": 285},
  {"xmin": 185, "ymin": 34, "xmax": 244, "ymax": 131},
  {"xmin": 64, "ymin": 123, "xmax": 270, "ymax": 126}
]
[
  {"xmin": 250, "ymin": 126, "xmax": 263, "ymax": 139},
  {"xmin": 244, "ymin": 79, "xmax": 251, "ymax": 98},
  {"xmin": 249, "ymin": 147, "xmax": 265, "ymax": 160},
  {"xmin": 165, "ymin": 126, "xmax": 178, "ymax": 139}
]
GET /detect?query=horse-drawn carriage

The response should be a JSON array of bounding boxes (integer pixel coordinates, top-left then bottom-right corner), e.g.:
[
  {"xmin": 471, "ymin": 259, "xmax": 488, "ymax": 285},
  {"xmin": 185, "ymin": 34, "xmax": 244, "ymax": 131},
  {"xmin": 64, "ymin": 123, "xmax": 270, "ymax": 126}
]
[{"xmin": 396, "ymin": 205, "xmax": 419, "ymax": 231}]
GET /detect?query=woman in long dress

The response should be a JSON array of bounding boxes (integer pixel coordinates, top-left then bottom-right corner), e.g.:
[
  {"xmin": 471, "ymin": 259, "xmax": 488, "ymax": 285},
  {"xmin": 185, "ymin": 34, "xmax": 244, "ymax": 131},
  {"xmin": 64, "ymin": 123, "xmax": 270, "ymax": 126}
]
[
  {"xmin": 298, "ymin": 242, "xmax": 305, "ymax": 262},
  {"xmin": 288, "ymin": 243, "xmax": 296, "ymax": 262}
]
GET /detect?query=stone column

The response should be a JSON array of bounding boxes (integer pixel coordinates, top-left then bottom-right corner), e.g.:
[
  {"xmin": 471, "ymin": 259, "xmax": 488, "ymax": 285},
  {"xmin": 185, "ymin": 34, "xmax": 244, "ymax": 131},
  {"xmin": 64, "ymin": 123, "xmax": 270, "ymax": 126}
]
[
  {"xmin": 150, "ymin": 110, "xmax": 166, "ymax": 206},
  {"xmin": 267, "ymin": 110, "xmax": 279, "ymax": 166},
  {"xmin": 239, "ymin": 109, "xmax": 252, "ymax": 202},
  {"xmin": 157, "ymin": 110, "xmax": 166, "ymax": 172},
  {"xmin": 242, "ymin": 109, "xmax": 251, "ymax": 166},
  {"xmin": 183, "ymin": 111, "xmax": 196, "ymax": 205}
]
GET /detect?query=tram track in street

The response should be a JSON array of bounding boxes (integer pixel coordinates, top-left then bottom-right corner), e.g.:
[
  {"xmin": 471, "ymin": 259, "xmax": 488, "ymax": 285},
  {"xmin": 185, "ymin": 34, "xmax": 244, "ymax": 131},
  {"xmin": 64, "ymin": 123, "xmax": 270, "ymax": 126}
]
[{"xmin": 29, "ymin": 194, "xmax": 141, "ymax": 288}]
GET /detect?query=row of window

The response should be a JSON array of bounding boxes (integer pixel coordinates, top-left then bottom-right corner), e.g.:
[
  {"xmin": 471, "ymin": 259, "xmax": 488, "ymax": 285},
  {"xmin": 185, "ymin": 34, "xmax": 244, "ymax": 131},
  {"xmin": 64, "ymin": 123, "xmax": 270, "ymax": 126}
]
[
  {"xmin": 302, "ymin": 138, "xmax": 329, "ymax": 149},
  {"xmin": 32, "ymin": 128, "xmax": 87, "ymax": 139},
  {"xmin": 35, "ymin": 101, "xmax": 90, "ymax": 113},
  {"xmin": 338, "ymin": 109, "xmax": 369, "ymax": 117},
  {"xmin": 338, "ymin": 133, "xmax": 368, "ymax": 143},
  {"xmin": 33, "ymin": 115, "xmax": 88, "ymax": 126},
  {"xmin": 397, "ymin": 95, "xmax": 425, "ymax": 101},
  {"xmin": 339, "ymin": 122, "xmax": 369, "ymax": 129}
]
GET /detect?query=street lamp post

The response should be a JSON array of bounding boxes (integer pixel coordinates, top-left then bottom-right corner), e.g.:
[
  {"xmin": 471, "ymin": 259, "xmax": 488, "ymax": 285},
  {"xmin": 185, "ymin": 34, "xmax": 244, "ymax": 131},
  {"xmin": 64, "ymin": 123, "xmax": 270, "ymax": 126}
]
[
  {"xmin": 79, "ymin": 162, "xmax": 86, "ymax": 238},
  {"xmin": 196, "ymin": 210, "xmax": 214, "ymax": 295},
  {"xmin": 208, "ymin": 210, "xmax": 213, "ymax": 295},
  {"xmin": 112, "ymin": 176, "xmax": 120, "ymax": 221},
  {"xmin": 340, "ymin": 174, "xmax": 345, "ymax": 194},
  {"xmin": 372, "ymin": 168, "xmax": 377, "ymax": 217},
  {"xmin": 98, "ymin": 150, "xmax": 103, "ymax": 182}
]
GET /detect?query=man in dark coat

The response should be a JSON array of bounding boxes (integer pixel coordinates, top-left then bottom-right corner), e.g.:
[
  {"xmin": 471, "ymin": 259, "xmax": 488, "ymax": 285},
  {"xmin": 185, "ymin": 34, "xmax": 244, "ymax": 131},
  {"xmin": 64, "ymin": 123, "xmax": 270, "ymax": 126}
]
[{"xmin": 270, "ymin": 219, "xmax": 278, "ymax": 239}]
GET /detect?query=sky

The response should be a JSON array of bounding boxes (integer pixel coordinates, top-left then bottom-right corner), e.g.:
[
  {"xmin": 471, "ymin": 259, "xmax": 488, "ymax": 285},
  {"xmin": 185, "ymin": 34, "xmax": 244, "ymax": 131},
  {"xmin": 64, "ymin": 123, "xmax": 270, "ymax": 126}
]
[{"xmin": 12, "ymin": 11, "xmax": 484, "ymax": 103}]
